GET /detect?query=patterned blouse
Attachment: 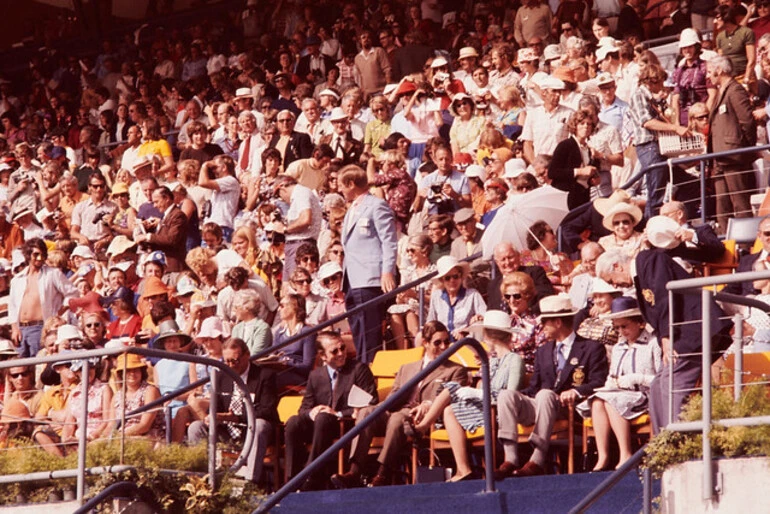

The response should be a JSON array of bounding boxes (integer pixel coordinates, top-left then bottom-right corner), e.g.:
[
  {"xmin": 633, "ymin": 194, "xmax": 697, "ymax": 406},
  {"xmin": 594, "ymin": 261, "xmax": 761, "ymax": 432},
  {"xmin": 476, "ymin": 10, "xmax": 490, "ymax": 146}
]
[
  {"xmin": 510, "ymin": 311, "xmax": 548, "ymax": 373},
  {"xmin": 371, "ymin": 166, "xmax": 417, "ymax": 225}
]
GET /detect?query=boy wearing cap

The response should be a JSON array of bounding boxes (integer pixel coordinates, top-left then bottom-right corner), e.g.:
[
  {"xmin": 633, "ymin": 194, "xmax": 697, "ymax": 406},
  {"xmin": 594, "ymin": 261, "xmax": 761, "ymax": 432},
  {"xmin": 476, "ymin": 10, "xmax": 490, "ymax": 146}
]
[{"xmin": 495, "ymin": 294, "xmax": 608, "ymax": 478}]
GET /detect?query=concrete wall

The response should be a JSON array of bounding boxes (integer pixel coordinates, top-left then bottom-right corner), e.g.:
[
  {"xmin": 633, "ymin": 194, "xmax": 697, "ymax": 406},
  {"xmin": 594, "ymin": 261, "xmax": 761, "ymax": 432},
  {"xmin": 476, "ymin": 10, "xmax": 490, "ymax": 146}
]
[{"xmin": 661, "ymin": 457, "xmax": 770, "ymax": 513}]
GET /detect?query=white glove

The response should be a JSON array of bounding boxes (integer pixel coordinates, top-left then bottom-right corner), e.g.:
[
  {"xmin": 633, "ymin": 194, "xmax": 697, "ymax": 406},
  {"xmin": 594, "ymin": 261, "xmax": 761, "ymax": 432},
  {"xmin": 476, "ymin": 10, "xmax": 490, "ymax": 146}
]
[{"xmin": 617, "ymin": 374, "xmax": 642, "ymax": 389}]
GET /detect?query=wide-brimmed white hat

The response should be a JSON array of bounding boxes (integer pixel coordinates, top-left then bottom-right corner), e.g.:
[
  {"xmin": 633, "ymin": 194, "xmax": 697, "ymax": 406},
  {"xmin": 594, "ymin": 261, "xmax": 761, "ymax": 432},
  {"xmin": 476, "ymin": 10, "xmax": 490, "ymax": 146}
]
[
  {"xmin": 195, "ymin": 316, "xmax": 226, "ymax": 340},
  {"xmin": 319, "ymin": 88, "xmax": 340, "ymax": 100},
  {"xmin": 679, "ymin": 28, "xmax": 701, "ymax": 49},
  {"xmin": 543, "ymin": 44, "xmax": 561, "ymax": 62},
  {"xmin": 449, "ymin": 93, "xmax": 475, "ymax": 117},
  {"xmin": 72, "ymin": 245, "xmax": 96, "ymax": 260},
  {"xmin": 329, "ymin": 107, "xmax": 347, "ymax": 122},
  {"xmin": 503, "ymin": 158, "xmax": 527, "ymax": 179},
  {"xmin": 56, "ymin": 325, "xmax": 83, "ymax": 346},
  {"xmin": 592, "ymin": 278, "xmax": 621, "ymax": 295},
  {"xmin": 435, "ymin": 256, "xmax": 470, "ymax": 280},
  {"xmin": 466, "ymin": 310, "xmax": 515, "ymax": 339},
  {"xmin": 318, "ymin": 261, "xmax": 343, "ymax": 281},
  {"xmin": 539, "ymin": 76, "xmax": 566, "ymax": 90},
  {"xmin": 646, "ymin": 215, "xmax": 681, "ymax": 250},
  {"xmin": 465, "ymin": 164, "xmax": 487, "ymax": 181},
  {"xmin": 602, "ymin": 202, "xmax": 643, "ymax": 231},
  {"xmin": 537, "ymin": 294, "xmax": 579, "ymax": 321}
]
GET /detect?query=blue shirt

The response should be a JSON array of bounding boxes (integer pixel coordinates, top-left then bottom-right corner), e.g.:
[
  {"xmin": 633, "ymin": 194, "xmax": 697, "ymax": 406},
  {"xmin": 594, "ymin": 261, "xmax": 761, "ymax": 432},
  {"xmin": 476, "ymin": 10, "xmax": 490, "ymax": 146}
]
[
  {"xmin": 420, "ymin": 169, "xmax": 470, "ymax": 214},
  {"xmin": 599, "ymin": 97, "xmax": 629, "ymax": 134}
]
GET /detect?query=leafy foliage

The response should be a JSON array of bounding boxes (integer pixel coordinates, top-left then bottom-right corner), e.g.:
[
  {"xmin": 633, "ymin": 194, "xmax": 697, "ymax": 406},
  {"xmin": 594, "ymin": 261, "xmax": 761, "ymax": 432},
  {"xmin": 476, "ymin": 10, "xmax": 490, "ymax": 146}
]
[{"xmin": 643, "ymin": 385, "xmax": 770, "ymax": 477}]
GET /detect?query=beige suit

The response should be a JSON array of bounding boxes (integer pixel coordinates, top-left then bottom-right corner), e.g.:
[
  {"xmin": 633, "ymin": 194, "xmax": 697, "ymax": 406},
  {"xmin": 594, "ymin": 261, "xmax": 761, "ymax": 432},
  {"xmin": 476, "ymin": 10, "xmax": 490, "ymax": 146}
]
[{"xmin": 349, "ymin": 355, "xmax": 468, "ymax": 468}]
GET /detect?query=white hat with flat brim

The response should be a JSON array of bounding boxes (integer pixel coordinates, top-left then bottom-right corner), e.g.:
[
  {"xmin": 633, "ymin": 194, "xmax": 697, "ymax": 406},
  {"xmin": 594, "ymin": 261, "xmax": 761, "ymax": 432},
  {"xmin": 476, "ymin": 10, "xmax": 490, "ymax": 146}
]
[
  {"xmin": 646, "ymin": 215, "xmax": 682, "ymax": 250},
  {"xmin": 537, "ymin": 294, "xmax": 579, "ymax": 322},
  {"xmin": 601, "ymin": 202, "xmax": 643, "ymax": 231},
  {"xmin": 435, "ymin": 255, "xmax": 470, "ymax": 280},
  {"xmin": 465, "ymin": 310, "xmax": 515, "ymax": 339}
]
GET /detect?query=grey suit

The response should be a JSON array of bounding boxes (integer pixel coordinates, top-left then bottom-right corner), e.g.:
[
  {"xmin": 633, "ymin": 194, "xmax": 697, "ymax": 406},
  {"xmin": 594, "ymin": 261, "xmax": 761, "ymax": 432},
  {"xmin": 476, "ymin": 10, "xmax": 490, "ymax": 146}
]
[{"xmin": 342, "ymin": 193, "xmax": 399, "ymax": 363}]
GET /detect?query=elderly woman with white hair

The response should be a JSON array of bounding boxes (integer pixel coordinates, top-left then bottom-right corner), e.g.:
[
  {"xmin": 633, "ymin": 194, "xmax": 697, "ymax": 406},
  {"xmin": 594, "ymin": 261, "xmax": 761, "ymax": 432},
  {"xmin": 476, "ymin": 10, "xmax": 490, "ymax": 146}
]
[
  {"xmin": 598, "ymin": 202, "xmax": 645, "ymax": 259},
  {"xmin": 427, "ymin": 256, "xmax": 487, "ymax": 340},
  {"xmin": 231, "ymin": 288, "xmax": 273, "ymax": 355}
]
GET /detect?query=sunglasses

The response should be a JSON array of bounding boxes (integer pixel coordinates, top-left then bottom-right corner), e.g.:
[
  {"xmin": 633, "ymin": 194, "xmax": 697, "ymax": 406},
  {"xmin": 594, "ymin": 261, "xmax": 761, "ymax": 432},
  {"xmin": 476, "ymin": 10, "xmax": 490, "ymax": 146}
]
[
  {"xmin": 442, "ymin": 273, "xmax": 462, "ymax": 281},
  {"xmin": 293, "ymin": 278, "xmax": 312, "ymax": 285},
  {"xmin": 90, "ymin": 183, "xmax": 106, "ymax": 189},
  {"xmin": 322, "ymin": 274, "xmax": 341, "ymax": 286},
  {"xmin": 86, "ymin": 322, "xmax": 103, "ymax": 328},
  {"xmin": 300, "ymin": 256, "xmax": 317, "ymax": 263},
  {"xmin": 329, "ymin": 346, "xmax": 346, "ymax": 355},
  {"xmin": 277, "ymin": 118, "xmax": 293, "ymax": 123},
  {"xmin": 693, "ymin": 114, "xmax": 708, "ymax": 120},
  {"xmin": 504, "ymin": 292, "xmax": 523, "ymax": 301},
  {"xmin": 612, "ymin": 219, "xmax": 633, "ymax": 227},
  {"xmin": 224, "ymin": 357, "xmax": 243, "ymax": 366},
  {"xmin": 10, "ymin": 371, "xmax": 31, "ymax": 378},
  {"xmin": 762, "ymin": 230, "xmax": 770, "ymax": 237},
  {"xmin": 431, "ymin": 338, "xmax": 451, "ymax": 347}
]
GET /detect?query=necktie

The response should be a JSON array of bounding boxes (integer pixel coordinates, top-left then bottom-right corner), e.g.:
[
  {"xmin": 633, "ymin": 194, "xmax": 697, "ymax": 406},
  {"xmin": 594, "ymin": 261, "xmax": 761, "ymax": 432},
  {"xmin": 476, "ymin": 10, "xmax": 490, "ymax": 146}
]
[
  {"xmin": 334, "ymin": 138, "xmax": 343, "ymax": 159},
  {"xmin": 226, "ymin": 388, "xmax": 245, "ymax": 439},
  {"xmin": 329, "ymin": 370, "xmax": 338, "ymax": 407},
  {"xmin": 556, "ymin": 342, "xmax": 566, "ymax": 373},
  {"xmin": 239, "ymin": 135, "xmax": 251, "ymax": 172}
]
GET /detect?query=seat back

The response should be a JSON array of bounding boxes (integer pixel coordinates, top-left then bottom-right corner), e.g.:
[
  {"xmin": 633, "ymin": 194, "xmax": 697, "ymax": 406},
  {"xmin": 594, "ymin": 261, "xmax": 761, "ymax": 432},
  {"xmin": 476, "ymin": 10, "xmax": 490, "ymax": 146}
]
[
  {"xmin": 370, "ymin": 347, "xmax": 424, "ymax": 378},
  {"xmin": 722, "ymin": 351, "xmax": 770, "ymax": 385},
  {"xmin": 725, "ymin": 217, "xmax": 762, "ymax": 245},
  {"xmin": 449, "ymin": 342, "xmax": 488, "ymax": 370},
  {"xmin": 277, "ymin": 395, "xmax": 303, "ymax": 424}
]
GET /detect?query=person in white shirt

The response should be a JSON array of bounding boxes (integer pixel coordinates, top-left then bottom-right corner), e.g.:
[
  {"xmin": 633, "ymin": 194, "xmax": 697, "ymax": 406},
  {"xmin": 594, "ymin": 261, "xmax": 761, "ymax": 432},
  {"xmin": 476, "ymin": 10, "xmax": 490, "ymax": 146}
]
[
  {"xmin": 521, "ymin": 77, "xmax": 574, "ymax": 163},
  {"xmin": 272, "ymin": 175, "xmax": 322, "ymax": 280},
  {"xmin": 198, "ymin": 155, "xmax": 241, "ymax": 241}
]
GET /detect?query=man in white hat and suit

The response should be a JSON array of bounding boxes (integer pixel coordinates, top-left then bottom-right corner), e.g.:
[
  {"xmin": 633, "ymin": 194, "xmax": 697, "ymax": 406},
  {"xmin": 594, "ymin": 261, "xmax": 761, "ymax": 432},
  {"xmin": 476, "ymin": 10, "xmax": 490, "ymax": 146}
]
[{"xmin": 495, "ymin": 294, "xmax": 608, "ymax": 478}]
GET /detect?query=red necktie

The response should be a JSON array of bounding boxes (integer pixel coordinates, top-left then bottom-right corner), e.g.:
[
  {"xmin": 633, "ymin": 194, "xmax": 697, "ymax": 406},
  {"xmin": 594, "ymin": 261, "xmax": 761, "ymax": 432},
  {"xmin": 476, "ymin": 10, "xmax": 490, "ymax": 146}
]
[{"xmin": 239, "ymin": 136, "xmax": 251, "ymax": 171}]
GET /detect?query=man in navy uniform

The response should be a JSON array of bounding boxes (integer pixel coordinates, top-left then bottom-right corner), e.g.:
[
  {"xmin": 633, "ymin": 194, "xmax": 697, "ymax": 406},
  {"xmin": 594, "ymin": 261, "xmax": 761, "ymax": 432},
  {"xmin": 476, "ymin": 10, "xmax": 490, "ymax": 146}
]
[{"xmin": 596, "ymin": 249, "xmax": 732, "ymax": 434}]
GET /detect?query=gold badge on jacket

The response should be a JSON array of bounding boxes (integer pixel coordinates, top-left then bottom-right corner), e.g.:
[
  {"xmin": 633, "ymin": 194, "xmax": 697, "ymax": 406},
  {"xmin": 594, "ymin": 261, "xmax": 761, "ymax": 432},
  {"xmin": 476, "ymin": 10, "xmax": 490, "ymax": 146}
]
[
  {"xmin": 572, "ymin": 366, "xmax": 585, "ymax": 386},
  {"xmin": 642, "ymin": 289, "xmax": 655, "ymax": 307}
]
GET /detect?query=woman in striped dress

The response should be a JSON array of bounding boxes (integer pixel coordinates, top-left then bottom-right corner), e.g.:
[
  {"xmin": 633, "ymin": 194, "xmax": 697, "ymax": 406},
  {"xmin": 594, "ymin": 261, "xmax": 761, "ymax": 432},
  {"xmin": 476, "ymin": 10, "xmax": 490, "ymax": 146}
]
[{"xmin": 414, "ymin": 311, "xmax": 523, "ymax": 481}]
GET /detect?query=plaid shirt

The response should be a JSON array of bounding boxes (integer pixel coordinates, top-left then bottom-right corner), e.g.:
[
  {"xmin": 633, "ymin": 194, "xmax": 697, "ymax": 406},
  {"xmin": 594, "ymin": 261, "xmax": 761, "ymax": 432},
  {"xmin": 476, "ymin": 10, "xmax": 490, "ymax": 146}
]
[{"xmin": 628, "ymin": 84, "xmax": 660, "ymax": 146}]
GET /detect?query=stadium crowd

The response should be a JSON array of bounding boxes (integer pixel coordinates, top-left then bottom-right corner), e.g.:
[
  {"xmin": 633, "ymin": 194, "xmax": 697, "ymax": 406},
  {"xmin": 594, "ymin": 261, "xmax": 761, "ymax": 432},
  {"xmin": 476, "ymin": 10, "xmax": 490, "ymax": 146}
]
[{"xmin": 0, "ymin": 0, "xmax": 768, "ymax": 491}]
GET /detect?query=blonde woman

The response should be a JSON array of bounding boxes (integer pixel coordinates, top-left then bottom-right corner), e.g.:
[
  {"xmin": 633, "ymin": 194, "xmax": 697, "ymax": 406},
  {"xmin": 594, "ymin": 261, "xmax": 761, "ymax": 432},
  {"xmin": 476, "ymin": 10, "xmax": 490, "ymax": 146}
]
[
  {"xmin": 449, "ymin": 93, "xmax": 485, "ymax": 154},
  {"xmin": 178, "ymin": 158, "xmax": 211, "ymax": 217},
  {"xmin": 364, "ymin": 95, "xmax": 392, "ymax": 157},
  {"xmin": 495, "ymin": 85, "xmax": 527, "ymax": 139}
]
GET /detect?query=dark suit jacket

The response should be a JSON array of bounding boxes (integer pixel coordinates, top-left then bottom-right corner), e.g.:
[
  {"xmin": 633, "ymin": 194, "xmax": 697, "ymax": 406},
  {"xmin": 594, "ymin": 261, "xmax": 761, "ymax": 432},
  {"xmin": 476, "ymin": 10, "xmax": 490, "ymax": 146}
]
[
  {"xmin": 296, "ymin": 54, "xmax": 336, "ymax": 84},
  {"xmin": 147, "ymin": 206, "xmax": 187, "ymax": 272},
  {"xmin": 487, "ymin": 265, "xmax": 555, "ymax": 311},
  {"xmin": 269, "ymin": 131, "xmax": 313, "ymax": 169},
  {"xmin": 319, "ymin": 132, "xmax": 365, "ymax": 166},
  {"xmin": 667, "ymin": 223, "xmax": 725, "ymax": 264},
  {"xmin": 635, "ymin": 249, "xmax": 733, "ymax": 357},
  {"xmin": 388, "ymin": 358, "xmax": 468, "ymax": 412},
  {"xmin": 548, "ymin": 137, "xmax": 592, "ymax": 211},
  {"xmin": 522, "ymin": 335, "xmax": 608, "ymax": 399},
  {"xmin": 708, "ymin": 78, "xmax": 756, "ymax": 166},
  {"xmin": 215, "ymin": 363, "xmax": 279, "ymax": 427},
  {"xmin": 721, "ymin": 251, "xmax": 760, "ymax": 296},
  {"xmin": 559, "ymin": 202, "xmax": 612, "ymax": 257},
  {"xmin": 299, "ymin": 359, "xmax": 378, "ymax": 418}
]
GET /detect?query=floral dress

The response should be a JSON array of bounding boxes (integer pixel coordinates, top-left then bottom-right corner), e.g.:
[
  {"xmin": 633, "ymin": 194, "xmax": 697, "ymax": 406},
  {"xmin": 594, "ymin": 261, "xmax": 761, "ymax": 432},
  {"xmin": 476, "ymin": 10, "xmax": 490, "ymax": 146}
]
[
  {"xmin": 371, "ymin": 166, "xmax": 417, "ymax": 228},
  {"xmin": 113, "ymin": 382, "xmax": 165, "ymax": 440},
  {"xmin": 69, "ymin": 379, "xmax": 109, "ymax": 439},
  {"xmin": 510, "ymin": 311, "xmax": 548, "ymax": 374}
]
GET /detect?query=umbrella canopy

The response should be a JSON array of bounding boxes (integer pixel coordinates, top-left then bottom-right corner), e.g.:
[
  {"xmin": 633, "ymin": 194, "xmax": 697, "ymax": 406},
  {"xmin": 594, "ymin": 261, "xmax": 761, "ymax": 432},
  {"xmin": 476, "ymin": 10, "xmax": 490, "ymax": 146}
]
[{"xmin": 481, "ymin": 185, "xmax": 570, "ymax": 259}]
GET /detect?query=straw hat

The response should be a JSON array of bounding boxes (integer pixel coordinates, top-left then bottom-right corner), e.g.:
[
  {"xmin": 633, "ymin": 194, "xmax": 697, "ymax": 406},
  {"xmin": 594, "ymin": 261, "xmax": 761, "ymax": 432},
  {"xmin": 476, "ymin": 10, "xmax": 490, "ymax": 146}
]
[
  {"xmin": 329, "ymin": 107, "xmax": 348, "ymax": 122},
  {"xmin": 466, "ymin": 310, "xmax": 515, "ymax": 340},
  {"xmin": 602, "ymin": 202, "xmax": 643, "ymax": 231},
  {"xmin": 459, "ymin": 47, "xmax": 479, "ymax": 60},
  {"xmin": 593, "ymin": 189, "xmax": 631, "ymax": 215},
  {"xmin": 0, "ymin": 338, "xmax": 17, "ymax": 357},
  {"xmin": 435, "ymin": 256, "xmax": 471, "ymax": 280},
  {"xmin": 603, "ymin": 296, "xmax": 642, "ymax": 320},
  {"xmin": 114, "ymin": 353, "xmax": 147, "ymax": 372},
  {"xmin": 553, "ymin": 67, "xmax": 576, "ymax": 84},
  {"xmin": 517, "ymin": 48, "xmax": 538, "ymax": 63},
  {"xmin": 537, "ymin": 294, "xmax": 579, "ymax": 321},
  {"xmin": 646, "ymin": 215, "xmax": 681, "ymax": 250},
  {"xmin": 111, "ymin": 182, "xmax": 129, "ymax": 196},
  {"xmin": 319, "ymin": 88, "xmax": 340, "ymax": 100},
  {"xmin": 106, "ymin": 235, "xmax": 136, "ymax": 257}
]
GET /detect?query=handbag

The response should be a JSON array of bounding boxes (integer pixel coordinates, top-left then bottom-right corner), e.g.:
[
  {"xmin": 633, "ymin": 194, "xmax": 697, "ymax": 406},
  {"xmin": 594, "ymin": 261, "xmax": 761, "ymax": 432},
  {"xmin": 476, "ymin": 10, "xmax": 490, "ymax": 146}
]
[{"xmin": 413, "ymin": 447, "xmax": 450, "ymax": 484}]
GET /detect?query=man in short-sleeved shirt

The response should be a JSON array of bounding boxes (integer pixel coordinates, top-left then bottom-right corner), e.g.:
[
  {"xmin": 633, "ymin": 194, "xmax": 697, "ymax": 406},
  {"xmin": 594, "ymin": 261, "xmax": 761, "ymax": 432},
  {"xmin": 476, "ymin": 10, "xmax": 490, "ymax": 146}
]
[
  {"xmin": 715, "ymin": 20, "xmax": 755, "ymax": 77},
  {"xmin": 520, "ymin": 80, "xmax": 573, "ymax": 162},
  {"xmin": 199, "ymin": 155, "xmax": 240, "ymax": 240},
  {"xmin": 274, "ymin": 175, "xmax": 322, "ymax": 279}
]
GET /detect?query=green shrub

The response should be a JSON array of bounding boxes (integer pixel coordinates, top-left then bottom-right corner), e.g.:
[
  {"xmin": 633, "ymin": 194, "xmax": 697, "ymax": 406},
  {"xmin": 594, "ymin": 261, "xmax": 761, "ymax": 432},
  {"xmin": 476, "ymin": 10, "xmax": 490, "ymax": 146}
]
[{"xmin": 643, "ymin": 385, "xmax": 770, "ymax": 477}]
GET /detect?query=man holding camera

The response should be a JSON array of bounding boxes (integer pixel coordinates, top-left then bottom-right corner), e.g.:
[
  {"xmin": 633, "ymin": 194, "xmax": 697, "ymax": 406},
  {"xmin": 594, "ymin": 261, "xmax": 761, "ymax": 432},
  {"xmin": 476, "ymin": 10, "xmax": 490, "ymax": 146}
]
[
  {"xmin": 70, "ymin": 171, "xmax": 117, "ymax": 253},
  {"xmin": 412, "ymin": 142, "xmax": 471, "ymax": 216}
]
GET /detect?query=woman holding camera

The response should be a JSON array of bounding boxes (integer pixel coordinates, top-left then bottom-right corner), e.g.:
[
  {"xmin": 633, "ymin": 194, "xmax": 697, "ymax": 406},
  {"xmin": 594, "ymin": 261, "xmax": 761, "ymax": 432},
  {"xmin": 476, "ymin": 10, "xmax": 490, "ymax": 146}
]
[{"xmin": 548, "ymin": 110, "xmax": 600, "ymax": 210}]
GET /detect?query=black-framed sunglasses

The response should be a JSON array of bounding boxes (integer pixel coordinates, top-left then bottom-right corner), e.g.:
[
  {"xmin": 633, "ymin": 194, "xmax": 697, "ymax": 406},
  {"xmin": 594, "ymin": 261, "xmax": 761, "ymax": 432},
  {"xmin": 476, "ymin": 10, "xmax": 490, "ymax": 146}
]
[
  {"xmin": 322, "ymin": 274, "xmax": 342, "ymax": 286},
  {"xmin": 504, "ymin": 292, "xmax": 523, "ymax": 301},
  {"xmin": 431, "ymin": 337, "xmax": 451, "ymax": 347}
]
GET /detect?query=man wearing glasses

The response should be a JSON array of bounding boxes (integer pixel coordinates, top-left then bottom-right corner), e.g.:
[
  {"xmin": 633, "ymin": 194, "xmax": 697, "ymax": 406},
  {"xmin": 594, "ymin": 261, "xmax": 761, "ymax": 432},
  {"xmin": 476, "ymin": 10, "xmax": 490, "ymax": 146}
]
[
  {"xmin": 70, "ymin": 171, "xmax": 117, "ymax": 252},
  {"xmin": 268, "ymin": 109, "xmax": 313, "ymax": 170},
  {"xmin": 284, "ymin": 331, "xmax": 378, "ymax": 491},
  {"xmin": 9, "ymin": 238, "xmax": 77, "ymax": 357}
]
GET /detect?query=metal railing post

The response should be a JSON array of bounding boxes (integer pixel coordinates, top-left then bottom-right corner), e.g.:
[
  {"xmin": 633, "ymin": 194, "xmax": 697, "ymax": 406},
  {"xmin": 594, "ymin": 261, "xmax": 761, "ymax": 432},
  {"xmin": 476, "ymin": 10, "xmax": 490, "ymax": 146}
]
[
  {"xmin": 699, "ymin": 160, "xmax": 707, "ymax": 224},
  {"xmin": 208, "ymin": 368, "xmax": 219, "ymax": 490},
  {"xmin": 643, "ymin": 466, "xmax": 652, "ymax": 514},
  {"xmin": 732, "ymin": 314, "xmax": 744, "ymax": 401},
  {"xmin": 418, "ymin": 285, "xmax": 425, "ymax": 330},
  {"xmin": 77, "ymin": 358, "xmax": 90, "ymax": 505},
  {"xmin": 479, "ymin": 354, "xmax": 495, "ymax": 494},
  {"xmin": 668, "ymin": 289, "xmax": 675, "ymax": 427},
  {"xmin": 701, "ymin": 288, "xmax": 713, "ymax": 501}
]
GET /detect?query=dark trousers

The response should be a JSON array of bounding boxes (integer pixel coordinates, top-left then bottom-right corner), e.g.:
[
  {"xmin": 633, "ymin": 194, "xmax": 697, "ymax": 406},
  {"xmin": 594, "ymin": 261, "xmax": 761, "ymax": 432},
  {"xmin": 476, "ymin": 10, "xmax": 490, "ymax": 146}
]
[
  {"xmin": 284, "ymin": 412, "xmax": 340, "ymax": 483},
  {"xmin": 345, "ymin": 285, "xmax": 385, "ymax": 364},
  {"xmin": 637, "ymin": 140, "xmax": 700, "ymax": 219},
  {"xmin": 713, "ymin": 163, "xmax": 755, "ymax": 232}
]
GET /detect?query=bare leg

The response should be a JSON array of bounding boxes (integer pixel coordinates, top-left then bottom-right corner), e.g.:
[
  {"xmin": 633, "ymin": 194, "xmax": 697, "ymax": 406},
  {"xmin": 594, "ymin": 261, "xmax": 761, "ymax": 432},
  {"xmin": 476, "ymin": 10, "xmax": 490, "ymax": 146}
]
[
  {"xmin": 390, "ymin": 313, "xmax": 408, "ymax": 350},
  {"xmin": 590, "ymin": 400, "xmax": 612, "ymax": 471},
  {"xmin": 405, "ymin": 312, "xmax": 420, "ymax": 342},
  {"xmin": 414, "ymin": 388, "xmax": 452, "ymax": 433},
  {"xmin": 444, "ymin": 406, "xmax": 472, "ymax": 480},
  {"xmin": 171, "ymin": 405, "xmax": 192, "ymax": 443},
  {"xmin": 606, "ymin": 405, "xmax": 634, "ymax": 468},
  {"xmin": 35, "ymin": 431, "xmax": 65, "ymax": 457}
]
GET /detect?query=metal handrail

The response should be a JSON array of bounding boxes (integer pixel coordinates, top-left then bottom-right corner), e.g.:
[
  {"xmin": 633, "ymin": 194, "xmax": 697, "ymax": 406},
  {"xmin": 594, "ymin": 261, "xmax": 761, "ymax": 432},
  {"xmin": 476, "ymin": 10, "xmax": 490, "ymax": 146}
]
[
  {"xmin": 73, "ymin": 480, "xmax": 156, "ymax": 514},
  {"xmin": 0, "ymin": 345, "xmax": 256, "ymax": 504},
  {"xmin": 252, "ymin": 336, "xmax": 495, "ymax": 514},
  {"xmin": 250, "ymin": 251, "xmax": 484, "ymax": 363}
]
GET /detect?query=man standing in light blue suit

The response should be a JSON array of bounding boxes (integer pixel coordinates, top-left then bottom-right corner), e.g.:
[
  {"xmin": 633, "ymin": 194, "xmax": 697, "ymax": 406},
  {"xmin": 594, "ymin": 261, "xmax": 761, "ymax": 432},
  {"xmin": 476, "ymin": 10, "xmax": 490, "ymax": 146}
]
[{"xmin": 339, "ymin": 164, "xmax": 398, "ymax": 363}]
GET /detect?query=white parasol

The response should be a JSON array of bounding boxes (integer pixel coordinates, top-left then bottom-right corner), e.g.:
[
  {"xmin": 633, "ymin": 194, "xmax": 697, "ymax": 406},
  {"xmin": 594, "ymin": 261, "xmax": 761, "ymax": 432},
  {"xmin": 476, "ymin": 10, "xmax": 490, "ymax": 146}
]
[{"xmin": 481, "ymin": 185, "xmax": 570, "ymax": 259}]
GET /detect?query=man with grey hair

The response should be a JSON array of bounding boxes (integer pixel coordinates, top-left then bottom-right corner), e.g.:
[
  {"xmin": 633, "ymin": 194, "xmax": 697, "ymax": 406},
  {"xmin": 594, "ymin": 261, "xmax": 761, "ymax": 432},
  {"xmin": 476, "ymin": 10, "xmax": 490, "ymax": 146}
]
[
  {"xmin": 596, "ymin": 248, "xmax": 732, "ymax": 434},
  {"xmin": 568, "ymin": 242, "xmax": 605, "ymax": 309},
  {"xmin": 296, "ymin": 98, "xmax": 323, "ymax": 142},
  {"xmin": 237, "ymin": 110, "xmax": 264, "ymax": 176},
  {"xmin": 230, "ymin": 288, "xmax": 273, "ymax": 355},
  {"xmin": 706, "ymin": 54, "xmax": 756, "ymax": 233},
  {"xmin": 268, "ymin": 109, "xmax": 313, "ymax": 169}
]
